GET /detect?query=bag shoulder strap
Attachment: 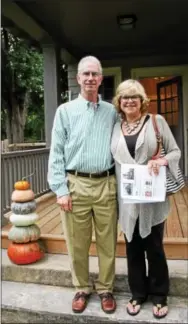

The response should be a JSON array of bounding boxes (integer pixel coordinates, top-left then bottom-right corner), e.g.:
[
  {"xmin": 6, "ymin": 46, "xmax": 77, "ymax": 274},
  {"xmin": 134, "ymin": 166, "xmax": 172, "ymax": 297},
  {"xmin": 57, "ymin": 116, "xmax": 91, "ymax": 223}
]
[
  {"xmin": 151, "ymin": 114, "xmax": 162, "ymax": 159},
  {"xmin": 151, "ymin": 114, "xmax": 161, "ymax": 142}
]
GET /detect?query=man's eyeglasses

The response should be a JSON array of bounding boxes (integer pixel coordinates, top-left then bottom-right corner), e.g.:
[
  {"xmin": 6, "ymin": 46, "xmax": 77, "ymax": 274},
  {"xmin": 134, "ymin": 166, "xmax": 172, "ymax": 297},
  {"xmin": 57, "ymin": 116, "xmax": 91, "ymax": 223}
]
[
  {"xmin": 82, "ymin": 71, "xmax": 101, "ymax": 77},
  {"xmin": 121, "ymin": 95, "xmax": 141, "ymax": 101}
]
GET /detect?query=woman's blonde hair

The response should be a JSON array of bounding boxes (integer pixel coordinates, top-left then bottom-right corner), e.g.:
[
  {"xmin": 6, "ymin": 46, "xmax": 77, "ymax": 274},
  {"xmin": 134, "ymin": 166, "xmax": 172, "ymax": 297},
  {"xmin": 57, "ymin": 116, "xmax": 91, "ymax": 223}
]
[{"xmin": 112, "ymin": 79, "xmax": 150, "ymax": 118}]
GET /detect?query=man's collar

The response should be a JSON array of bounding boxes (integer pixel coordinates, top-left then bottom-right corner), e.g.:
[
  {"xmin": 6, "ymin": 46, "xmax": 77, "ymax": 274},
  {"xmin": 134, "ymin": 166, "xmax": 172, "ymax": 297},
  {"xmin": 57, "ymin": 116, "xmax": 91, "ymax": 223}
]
[{"xmin": 78, "ymin": 94, "xmax": 101, "ymax": 109}]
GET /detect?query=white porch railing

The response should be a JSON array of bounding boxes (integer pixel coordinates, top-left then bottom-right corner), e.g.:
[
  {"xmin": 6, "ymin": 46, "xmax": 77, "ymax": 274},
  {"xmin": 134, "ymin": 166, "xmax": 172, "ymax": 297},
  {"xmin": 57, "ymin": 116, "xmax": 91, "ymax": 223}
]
[{"xmin": 1, "ymin": 148, "xmax": 50, "ymax": 216}]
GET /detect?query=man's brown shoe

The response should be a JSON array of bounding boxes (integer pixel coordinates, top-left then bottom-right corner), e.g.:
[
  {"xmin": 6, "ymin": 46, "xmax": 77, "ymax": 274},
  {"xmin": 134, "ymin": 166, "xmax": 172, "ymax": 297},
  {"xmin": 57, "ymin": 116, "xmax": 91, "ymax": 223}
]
[
  {"xmin": 99, "ymin": 292, "xmax": 116, "ymax": 314},
  {"xmin": 72, "ymin": 292, "xmax": 90, "ymax": 313}
]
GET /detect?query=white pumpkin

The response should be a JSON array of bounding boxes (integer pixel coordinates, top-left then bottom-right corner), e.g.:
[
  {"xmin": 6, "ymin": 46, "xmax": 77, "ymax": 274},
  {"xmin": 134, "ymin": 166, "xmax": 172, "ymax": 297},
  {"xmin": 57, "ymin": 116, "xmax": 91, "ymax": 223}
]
[
  {"xmin": 9, "ymin": 212, "xmax": 39, "ymax": 226},
  {"xmin": 8, "ymin": 224, "xmax": 41, "ymax": 243},
  {"xmin": 11, "ymin": 201, "xmax": 37, "ymax": 215}
]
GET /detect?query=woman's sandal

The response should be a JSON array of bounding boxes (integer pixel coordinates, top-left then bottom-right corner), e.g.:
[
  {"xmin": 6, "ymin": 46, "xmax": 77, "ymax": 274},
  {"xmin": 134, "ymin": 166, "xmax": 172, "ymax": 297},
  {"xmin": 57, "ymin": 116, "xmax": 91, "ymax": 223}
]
[
  {"xmin": 153, "ymin": 303, "xmax": 168, "ymax": 319},
  {"xmin": 126, "ymin": 298, "xmax": 143, "ymax": 316}
]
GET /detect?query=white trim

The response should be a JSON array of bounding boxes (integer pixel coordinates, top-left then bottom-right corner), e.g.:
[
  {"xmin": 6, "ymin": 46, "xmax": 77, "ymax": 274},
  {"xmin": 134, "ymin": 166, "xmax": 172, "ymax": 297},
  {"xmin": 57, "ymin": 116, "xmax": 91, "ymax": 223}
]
[
  {"xmin": 103, "ymin": 67, "xmax": 122, "ymax": 89},
  {"xmin": 131, "ymin": 65, "xmax": 188, "ymax": 176}
]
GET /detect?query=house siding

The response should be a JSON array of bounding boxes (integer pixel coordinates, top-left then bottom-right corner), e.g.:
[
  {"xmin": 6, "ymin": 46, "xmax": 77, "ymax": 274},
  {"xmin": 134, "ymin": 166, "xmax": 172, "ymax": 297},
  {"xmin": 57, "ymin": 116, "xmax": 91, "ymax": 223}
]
[{"xmin": 68, "ymin": 64, "xmax": 79, "ymax": 100}]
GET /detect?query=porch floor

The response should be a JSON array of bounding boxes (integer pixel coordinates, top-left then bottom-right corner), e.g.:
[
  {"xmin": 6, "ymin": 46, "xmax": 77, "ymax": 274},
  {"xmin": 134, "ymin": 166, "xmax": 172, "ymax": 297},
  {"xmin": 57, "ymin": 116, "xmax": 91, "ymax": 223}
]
[{"xmin": 2, "ymin": 187, "xmax": 188, "ymax": 260}]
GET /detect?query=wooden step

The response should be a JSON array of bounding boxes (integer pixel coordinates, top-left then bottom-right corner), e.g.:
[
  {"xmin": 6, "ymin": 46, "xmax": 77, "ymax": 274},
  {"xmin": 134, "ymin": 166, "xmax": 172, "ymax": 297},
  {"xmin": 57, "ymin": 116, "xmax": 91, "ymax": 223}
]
[{"xmin": 2, "ymin": 229, "xmax": 188, "ymax": 259}]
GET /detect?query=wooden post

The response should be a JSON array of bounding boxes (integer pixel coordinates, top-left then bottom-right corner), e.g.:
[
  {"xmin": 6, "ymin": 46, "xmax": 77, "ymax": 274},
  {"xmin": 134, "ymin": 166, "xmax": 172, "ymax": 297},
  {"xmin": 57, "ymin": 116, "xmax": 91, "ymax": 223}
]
[{"xmin": 43, "ymin": 45, "xmax": 61, "ymax": 148}]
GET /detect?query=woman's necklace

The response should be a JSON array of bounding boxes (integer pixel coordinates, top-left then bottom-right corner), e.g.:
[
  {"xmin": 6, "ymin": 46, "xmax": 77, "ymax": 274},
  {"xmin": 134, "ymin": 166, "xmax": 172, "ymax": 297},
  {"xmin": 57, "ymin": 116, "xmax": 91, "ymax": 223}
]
[{"xmin": 123, "ymin": 117, "xmax": 142, "ymax": 135}]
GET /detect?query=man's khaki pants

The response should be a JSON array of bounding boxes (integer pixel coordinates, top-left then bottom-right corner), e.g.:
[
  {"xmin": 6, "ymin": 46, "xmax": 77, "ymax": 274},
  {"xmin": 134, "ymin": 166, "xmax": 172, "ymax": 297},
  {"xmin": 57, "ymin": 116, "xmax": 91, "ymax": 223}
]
[{"xmin": 61, "ymin": 173, "xmax": 117, "ymax": 294}]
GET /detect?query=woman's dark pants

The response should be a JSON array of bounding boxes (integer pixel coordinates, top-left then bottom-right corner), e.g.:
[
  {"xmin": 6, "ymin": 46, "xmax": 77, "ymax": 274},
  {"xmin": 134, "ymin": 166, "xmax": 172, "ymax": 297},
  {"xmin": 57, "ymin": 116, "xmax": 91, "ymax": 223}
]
[{"xmin": 125, "ymin": 220, "xmax": 169, "ymax": 304}]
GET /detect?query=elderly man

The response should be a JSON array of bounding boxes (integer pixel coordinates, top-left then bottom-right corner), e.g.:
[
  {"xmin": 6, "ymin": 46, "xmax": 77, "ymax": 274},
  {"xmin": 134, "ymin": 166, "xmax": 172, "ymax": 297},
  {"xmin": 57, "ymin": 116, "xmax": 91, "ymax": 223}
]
[{"xmin": 48, "ymin": 56, "xmax": 118, "ymax": 314}]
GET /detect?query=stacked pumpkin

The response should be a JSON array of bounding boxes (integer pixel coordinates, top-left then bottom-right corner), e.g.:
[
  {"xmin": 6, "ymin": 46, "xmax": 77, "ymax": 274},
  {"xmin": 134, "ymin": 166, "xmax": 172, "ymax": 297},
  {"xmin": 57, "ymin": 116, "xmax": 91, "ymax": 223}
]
[{"xmin": 7, "ymin": 180, "xmax": 45, "ymax": 265}]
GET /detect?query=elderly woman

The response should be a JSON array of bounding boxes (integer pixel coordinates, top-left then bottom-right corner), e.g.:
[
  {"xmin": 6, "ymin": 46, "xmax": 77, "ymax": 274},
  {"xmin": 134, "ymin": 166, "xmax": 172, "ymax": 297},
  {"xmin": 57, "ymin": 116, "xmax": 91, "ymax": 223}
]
[{"xmin": 111, "ymin": 79, "xmax": 181, "ymax": 319}]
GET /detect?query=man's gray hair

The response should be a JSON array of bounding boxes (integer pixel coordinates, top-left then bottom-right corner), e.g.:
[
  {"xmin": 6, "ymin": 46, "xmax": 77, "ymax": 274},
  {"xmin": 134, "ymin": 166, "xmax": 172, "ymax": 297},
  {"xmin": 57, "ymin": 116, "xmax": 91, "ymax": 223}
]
[{"xmin": 77, "ymin": 56, "xmax": 102, "ymax": 74}]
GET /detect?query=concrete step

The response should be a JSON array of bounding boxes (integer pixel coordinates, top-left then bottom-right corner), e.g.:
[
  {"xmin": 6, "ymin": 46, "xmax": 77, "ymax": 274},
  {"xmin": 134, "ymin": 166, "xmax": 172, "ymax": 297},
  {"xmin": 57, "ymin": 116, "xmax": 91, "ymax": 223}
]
[
  {"xmin": 2, "ymin": 281, "xmax": 188, "ymax": 324},
  {"xmin": 2, "ymin": 249, "xmax": 188, "ymax": 298}
]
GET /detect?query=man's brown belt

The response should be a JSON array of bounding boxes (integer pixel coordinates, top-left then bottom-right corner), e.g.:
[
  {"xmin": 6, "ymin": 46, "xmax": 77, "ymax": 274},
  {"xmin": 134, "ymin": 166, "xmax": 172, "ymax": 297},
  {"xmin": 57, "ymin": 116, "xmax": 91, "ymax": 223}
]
[{"xmin": 67, "ymin": 166, "xmax": 115, "ymax": 178}]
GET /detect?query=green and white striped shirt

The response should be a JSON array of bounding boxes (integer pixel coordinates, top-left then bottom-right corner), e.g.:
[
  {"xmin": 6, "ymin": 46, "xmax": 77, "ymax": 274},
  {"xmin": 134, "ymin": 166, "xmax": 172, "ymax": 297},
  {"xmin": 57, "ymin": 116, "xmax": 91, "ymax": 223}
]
[{"xmin": 48, "ymin": 94, "xmax": 118, "ymax": 197}]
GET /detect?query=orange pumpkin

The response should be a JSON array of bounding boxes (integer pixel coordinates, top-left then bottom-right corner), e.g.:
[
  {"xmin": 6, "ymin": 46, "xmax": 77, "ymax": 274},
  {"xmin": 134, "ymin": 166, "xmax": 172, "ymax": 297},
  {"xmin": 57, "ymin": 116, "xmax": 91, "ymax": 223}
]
[
  {"xmin": 7, "ymin": 241, "xmax": 45, "ymax": 265},
  {"xmin": 14, "ymin": 180, "xmax": 30, "ymax": 190}
]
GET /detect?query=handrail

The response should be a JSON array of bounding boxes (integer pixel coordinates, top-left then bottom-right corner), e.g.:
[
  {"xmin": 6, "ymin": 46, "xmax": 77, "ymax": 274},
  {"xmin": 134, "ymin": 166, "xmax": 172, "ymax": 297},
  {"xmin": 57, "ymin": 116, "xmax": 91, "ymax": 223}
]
[{"xmin": 2, "ymin": 148, "xmax": 49, "ymax": 157}]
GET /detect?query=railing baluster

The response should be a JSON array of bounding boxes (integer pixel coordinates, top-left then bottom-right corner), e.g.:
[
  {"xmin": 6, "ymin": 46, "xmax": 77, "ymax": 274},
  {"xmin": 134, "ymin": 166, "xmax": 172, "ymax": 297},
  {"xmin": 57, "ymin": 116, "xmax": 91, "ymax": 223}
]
[
  {"xmin": 2, "ymin": 157, "xmax": 6, "ymax": 213},
  {"xmin": 36, "ymin": 154, "xmax": 39, "ymax": 195},
  {"xmin": 6, "ymin": 157, "xmax": 11, "ymax": 210},
  {"xmin": 1, "ymin": 148, "xmax": 50, "ymax": 217},
  {"xmin": 28, "ymin": 154, "xmax": 33, "ymax": 191},
  {"xmin": 8, "ymin": 158, "xmax": 13, "ymax": 208},
  {"xmin": 37, "ymin": 154, "xmax": 40, "ymax": 194},
  {"xmin": 12, "ymin": 156, "xmax": 16, "ymax": 186},
  {"xmin": 42, "ymin": 153, "xmax": 47, "ymax": 191},
  {"xmin": 16, "ymin": 156, "xmax": 21, "ymax": 180},
  {"xmin": 40, "ymin": 153, "xmax": 43, "ymax": 194},
  {"xmin": 45, "ymin": 151, "xmax": 49, "ymax": 191},
  {"xmin": 24, "ymin": 155, "xmax": 28, "ymax": 180},
  {"xmin": 44, "ymin": 153, "xmax": 47, "ymax": 191},
  {"xmin": 21, "ymin": 154, "xmax": 25, "ymax": 179}
]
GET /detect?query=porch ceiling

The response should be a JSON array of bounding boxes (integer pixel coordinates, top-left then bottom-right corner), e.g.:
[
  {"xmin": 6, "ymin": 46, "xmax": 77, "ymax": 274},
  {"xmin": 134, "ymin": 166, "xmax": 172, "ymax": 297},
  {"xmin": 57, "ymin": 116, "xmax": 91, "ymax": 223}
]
[{"xmin": 2, "ymin": 0, "xmax": 188, "ymax": 60}]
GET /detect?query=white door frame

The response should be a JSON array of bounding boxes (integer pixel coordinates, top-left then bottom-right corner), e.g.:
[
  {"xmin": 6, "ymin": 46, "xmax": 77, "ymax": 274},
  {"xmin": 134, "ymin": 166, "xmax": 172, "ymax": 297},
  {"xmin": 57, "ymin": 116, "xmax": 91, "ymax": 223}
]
[{"xmin": 131, "ymin": 65, "xmax": 188, "ymax": 176}]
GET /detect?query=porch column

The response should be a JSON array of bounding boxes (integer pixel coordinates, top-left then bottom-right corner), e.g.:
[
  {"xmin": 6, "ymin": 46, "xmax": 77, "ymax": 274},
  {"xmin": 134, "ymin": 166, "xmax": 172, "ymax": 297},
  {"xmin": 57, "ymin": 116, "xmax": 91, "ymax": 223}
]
[{"xmin": 43, "ymin": 45, "xmax": 61, "ymax": 147}]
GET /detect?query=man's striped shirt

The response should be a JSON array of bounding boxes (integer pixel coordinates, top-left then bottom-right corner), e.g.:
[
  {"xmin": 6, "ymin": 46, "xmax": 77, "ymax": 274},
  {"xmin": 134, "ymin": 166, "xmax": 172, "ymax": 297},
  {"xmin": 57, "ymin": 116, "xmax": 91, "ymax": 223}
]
[{"xmin": 48, "ymin": 94, "xmax": 118, "ymax": 197}]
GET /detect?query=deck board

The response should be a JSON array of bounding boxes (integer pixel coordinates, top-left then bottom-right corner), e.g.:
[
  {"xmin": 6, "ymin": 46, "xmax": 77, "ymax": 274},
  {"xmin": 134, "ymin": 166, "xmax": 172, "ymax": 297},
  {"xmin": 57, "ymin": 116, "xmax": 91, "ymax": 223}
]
[
  {"xmin": 37, "ymin": 203, "xmax": 58, "ymax": 221},
  {"xmin": 166, "ymin": 195, "xmax": 183, "ymax": 237},
  {"xmin": 2, "ymin": 187, "xmax": 188, "ymax": 259},
  {"xmin": 182, "ymin": 188, "xmax": 188, "ymax": 205},
  {"xmin": 40, "ymin": 214, "xmax": 61, "ymax": 234},
  {"xmin": 50, "ymin": 221, "xmax": 63, "ymax": 235},
  {"xmin": 36, "ymin": 207, "xmax": 60, "ymax": 229},
  {"xmin": 36, "ymin": 196, "xmax": 56, "ymax": 213},
  {"xmin": 174, "ymin": 189, "xmax": 188, "ymax": 238}
]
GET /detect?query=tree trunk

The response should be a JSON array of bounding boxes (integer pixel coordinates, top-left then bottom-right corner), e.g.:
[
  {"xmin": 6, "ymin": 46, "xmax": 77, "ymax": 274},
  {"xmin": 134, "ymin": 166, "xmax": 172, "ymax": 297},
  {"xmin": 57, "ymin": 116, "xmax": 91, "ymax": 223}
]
[
  {"xmin": 12, "ymin": 104, "xmax": 25, "ymax": 143},
  {"xmin": 6, "ymin": 92, "xmax": 29, "ymax": 143}
]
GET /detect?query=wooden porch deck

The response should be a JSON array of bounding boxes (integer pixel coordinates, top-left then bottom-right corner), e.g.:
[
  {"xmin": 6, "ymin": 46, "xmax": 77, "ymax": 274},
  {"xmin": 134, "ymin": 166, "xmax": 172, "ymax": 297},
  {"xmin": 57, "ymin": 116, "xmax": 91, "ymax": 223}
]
[{"xmin": 2, "ymin": 187, "xmax": 188, "ymax": 260}]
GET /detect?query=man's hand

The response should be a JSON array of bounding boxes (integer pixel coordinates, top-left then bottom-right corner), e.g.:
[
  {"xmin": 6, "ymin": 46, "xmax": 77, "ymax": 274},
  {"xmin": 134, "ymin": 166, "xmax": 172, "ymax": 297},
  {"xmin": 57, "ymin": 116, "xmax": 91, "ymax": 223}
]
[{"xmin": 57, "ymin": 195, "xmax": 72, "ymax": 212}]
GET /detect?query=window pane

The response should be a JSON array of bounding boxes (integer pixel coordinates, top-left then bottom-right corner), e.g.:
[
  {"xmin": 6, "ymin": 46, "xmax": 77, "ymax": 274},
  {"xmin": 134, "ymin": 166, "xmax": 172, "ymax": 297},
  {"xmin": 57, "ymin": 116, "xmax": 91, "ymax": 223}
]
[
  {"xmin": 172, "ymin": 83, "xmax": 178, "ymax": 97},
  {"xmin": 166, "ymin": 113, "xmax": 173, "ymax": 126},
  {"xmin": 173, "ymin": 97, "xmax": 178, "ymax": 112},
  {"xmin": 99, "ymin": 76, "xmax": 114, "ymax": 102},
  {"xmin": 160, "ymin": 100, "xmax": 166, "ymax": 113},
  {"xmin": 172, "ymin": 111, "xmax": 179, "ymax": 126},
  {"xmin": 166, "ymin": 99, "xmax": 172, "ymax": 112},
  {"xmin": 160, "ymin": 87, "xmax": 165, "ymax": 99},
  {"xmin": 166, "ymin": 85, "xmax": 172, "ymax": 98}
]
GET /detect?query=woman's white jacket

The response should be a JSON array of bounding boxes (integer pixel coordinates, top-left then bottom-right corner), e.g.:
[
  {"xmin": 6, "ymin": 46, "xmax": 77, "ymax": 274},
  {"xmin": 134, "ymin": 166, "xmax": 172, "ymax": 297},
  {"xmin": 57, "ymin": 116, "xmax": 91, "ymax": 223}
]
[{"xmin": 111, "ymin": 114, "xmax": 181, "ymax": 242}]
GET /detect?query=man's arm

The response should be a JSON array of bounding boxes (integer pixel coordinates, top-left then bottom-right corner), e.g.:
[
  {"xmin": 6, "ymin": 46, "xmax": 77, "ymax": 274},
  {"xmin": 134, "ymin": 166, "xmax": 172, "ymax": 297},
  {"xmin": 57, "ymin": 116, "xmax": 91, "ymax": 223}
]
[{"xmin": 47, "ymin": 106, "xmax": 69, "ymax": 197}]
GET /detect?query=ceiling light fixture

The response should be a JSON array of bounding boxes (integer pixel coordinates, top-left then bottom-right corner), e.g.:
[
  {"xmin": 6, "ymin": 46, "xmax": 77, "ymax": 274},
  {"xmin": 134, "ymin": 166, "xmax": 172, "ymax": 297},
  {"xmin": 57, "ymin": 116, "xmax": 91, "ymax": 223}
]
[{"xmin": 117, "ymin": 14, "xmax": 137, "ymax": 30}]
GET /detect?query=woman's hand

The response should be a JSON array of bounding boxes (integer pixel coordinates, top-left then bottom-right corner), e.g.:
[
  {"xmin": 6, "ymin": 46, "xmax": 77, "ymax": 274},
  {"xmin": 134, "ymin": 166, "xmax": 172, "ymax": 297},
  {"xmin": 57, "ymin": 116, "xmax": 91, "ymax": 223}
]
[{"xmin": 147, "ymin": 158, "xmax": 168, "ymax": 175}]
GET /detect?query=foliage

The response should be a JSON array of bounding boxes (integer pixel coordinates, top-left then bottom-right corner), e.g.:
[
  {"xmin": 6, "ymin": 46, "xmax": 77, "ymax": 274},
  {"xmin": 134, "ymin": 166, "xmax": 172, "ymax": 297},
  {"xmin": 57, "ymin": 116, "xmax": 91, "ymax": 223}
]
[
  {"xmin": 1, "ymin": 28, "xmax": 44, "ymax": 143},
  {"xmin": 24, "ymin": 88, "xmax": 45, "ymax": 142},
  {"xmin": 1, "ymin": 28, "xmax": 68, "ymax": 143}
]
